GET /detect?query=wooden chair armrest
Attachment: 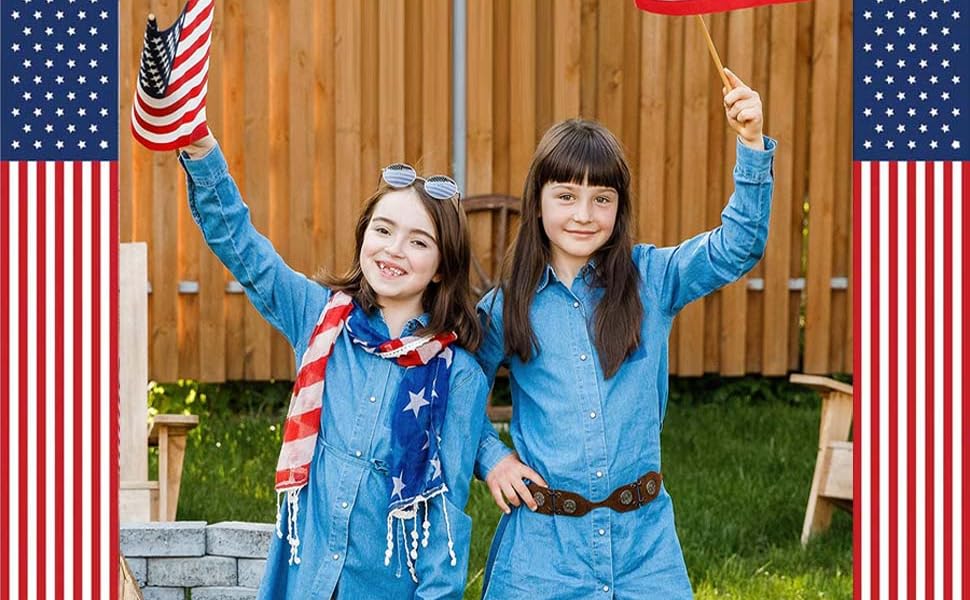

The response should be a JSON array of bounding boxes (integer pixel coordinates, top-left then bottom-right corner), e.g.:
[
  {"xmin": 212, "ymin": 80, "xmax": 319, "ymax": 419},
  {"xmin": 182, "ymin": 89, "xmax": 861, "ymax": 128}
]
[
  {"xmin": 147, "ymin": 414, "xmax": 199, "ymax": 445},
  {"xmin": 789, "ymin": 373, "xmax": 853, "ymax": 396}
]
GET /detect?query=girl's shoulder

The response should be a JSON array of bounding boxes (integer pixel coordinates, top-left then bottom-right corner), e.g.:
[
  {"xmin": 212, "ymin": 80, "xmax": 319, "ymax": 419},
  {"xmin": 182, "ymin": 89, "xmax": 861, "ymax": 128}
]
[
  {"xmin": 476, "ymin": 287, "xmax": 505, "ymax": 321},
  {"xmin": 447, "ymin": 345, "xmax": 489, "ymax": 393}
]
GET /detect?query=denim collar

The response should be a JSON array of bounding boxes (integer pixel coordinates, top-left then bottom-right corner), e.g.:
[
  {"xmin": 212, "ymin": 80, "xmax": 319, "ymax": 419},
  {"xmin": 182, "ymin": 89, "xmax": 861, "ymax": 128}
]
[
  {"xmin": 537, "ymin": 260, "xmax": 597, "ymax": 293},
  {"xmin": 370, "ymin": 309, "xmax": 431, "ymax": 337}
]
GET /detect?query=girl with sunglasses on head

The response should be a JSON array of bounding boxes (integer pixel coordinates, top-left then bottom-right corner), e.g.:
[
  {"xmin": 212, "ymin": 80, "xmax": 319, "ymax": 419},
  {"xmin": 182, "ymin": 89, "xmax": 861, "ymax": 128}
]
[
  {"xmin": 473, "ymin": 69, "xmax": 775, "ymax": 598},
  {"xmin": 178, "ymin": 132, "xmax": 488, "ymax": 599}
]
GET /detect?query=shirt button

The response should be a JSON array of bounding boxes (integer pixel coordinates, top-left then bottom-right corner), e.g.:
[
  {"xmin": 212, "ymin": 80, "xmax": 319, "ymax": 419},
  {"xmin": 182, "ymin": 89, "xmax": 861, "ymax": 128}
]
[
  {"xmin": 341, "ymin": 501, "xmax": 349, "ymax": 509},
  {"xmin": 580, "ymin": 354, "xmax": 588, "ymax": 361},
  {"xmin": 369, "ymin": 396, "xmax": 376, "ymax": 403},
  {"xmin": 573, "ymin": 301, "xmax": 580, "ymax": 308},
  {"xmin": 602, "ymin": 585, "xmax": 610, "ymax": 592},
  {"xmin": 332, "ymin": 553, "xmax": 340, "ymax": 561},
  {"xmin": 589, "ymin": 411, "xmax": 597, "ymax": 419},
  {"xmin": 598, "ymin": 528, "xmax": 606, "ymax": 536},
  {"xmin": 596, "ymin": 471, "xmax": 603, "ymax": 478},
  {"xmin": 355, "ymin": 450, "xmax": 362, "ymax": 458}
]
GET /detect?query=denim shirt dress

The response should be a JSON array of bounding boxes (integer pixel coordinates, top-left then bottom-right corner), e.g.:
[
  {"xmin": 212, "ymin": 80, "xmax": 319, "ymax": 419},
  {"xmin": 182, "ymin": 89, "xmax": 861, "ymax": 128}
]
[
  {"xmin": 179, "ymin": 145, "xmax": 489, "ymax": 600},
  {"xmin": 474, "ymin": 137, "xmax": 776, "ymax": 599}
]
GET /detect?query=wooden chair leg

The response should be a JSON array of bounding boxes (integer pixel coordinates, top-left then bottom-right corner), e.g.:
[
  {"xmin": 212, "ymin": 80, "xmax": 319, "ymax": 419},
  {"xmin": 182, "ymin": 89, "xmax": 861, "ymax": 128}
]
[
  {"xmin": 163, "ymin": 431, "xmax": 190, "ymax": 521},
  {"xmin": 158, "ymin": 427, "xmax": 169, "ymax": 521},
  {"xmin": 801, "ymin": 450, "xmax": 835, "ymax": 545}
]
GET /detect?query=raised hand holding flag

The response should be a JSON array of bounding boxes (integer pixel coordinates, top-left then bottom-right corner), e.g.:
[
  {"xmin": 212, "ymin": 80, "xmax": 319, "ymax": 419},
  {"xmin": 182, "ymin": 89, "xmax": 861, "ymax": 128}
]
[{"xmin": 131, "ymin": 0, "xmax": 214, "ymax": 151}]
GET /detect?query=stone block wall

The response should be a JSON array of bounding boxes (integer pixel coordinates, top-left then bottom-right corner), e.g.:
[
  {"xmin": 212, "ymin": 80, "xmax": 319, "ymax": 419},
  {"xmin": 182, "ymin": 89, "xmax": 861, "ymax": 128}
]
[{"xmin": 121, "ymin": 521, "xmax": 274, "ymax": 600}]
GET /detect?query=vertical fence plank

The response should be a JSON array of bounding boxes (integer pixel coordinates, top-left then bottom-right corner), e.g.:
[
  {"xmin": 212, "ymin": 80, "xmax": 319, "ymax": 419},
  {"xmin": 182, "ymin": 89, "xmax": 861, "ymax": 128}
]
[
  {"xmin": 596, "ymin": 0, "xmax": 625, "ymax": 134},
  {"xmin": 552, "ymin": 0, "xmax": 581, "ymax": 120},
  {"xmin": 334, "ymin": 1, "xmax": 362, "ymax": 273},
  {"xmin": 241, "ymin": 1, "xmax": 271, "ymax": 379},
  {"xmin": 120, "ymin": 3, "xmax": 135, "ymax": 244},
  {"xmin": 717, "ymin": 9, "xmax": 755, "ymax": 375},
  {"xmin": 664, "ymin": 17, "xmax": 684, "ymax": 374},
  {"xmin": 422, "ymin": 0, "xmax": 452, "ymax": 175},
  {"xmin": 761, "ymin": 3, "xmax": 797, "ymax": 376},
  {"xmin": 508, "ymin": 0, "xmax": 536, "ymax": 198},
  {"xmin": 804, "ymin": 0, "xmax": 840, "ymax": 373},
  {"xmin": 360, "ymin": 0, "xmax": 380, "ymax": 227},
  {"xmin": 492, "ymin": 0, "xmax": 511, "ymax": 194},
  {"xmin": 675, "ymin": 16, "xmax": 712, "ymax": 376},
  {"xmin": 637, "ymin": 12, "xmax": 667, "ymax": 245},
  {"xmin": 379, "ymin": 0, "xmax": 407, "ymax": 168},
  {"xmin": 198, "ymin": 0, "xmax": 226, "ymax": 382},
  {"xmin": 832, "ymin": 0, "xmax": 853, "ymax": 373},
  {"xmin": 466, "ymin": 0, "xmax": 495, "ymax": 278},
  {"xmin": 269, "ymin": 0, "xmax": 292, "ymax": 380},
  {"xmin": 621, "ymin": 1, "xmax": 642, "ymax": 181},
  {"xmin": 314, "ymin": 1, "xmax": 336, "ymax": 277}
]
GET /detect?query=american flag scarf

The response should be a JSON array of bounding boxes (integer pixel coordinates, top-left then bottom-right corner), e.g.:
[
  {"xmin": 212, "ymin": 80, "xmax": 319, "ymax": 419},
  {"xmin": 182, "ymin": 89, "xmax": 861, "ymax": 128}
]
[
  {"xmin": 130, "ymin": 0, "xmax": 213, "ymax": 151},
  {"xmin": 274, "ymin": 291, "xmax": 459, "ymax": 580}
]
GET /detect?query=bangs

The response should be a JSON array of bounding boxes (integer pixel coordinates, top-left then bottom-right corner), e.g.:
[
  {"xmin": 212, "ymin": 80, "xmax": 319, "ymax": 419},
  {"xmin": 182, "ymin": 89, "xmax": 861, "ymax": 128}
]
[{"xmin": 536, "ymin": 125, "xmax": 629, "ymax": 193}]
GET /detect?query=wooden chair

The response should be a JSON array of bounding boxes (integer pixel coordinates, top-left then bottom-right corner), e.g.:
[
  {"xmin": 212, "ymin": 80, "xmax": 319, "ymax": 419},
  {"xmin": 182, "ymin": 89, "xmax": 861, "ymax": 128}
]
[
  {"xmin": 118, "ymin": 555, "xmax": 144, "ymax": 600},
  {"xmin": 463, "ymin": 194, "xmax": 521, "ymax": 421},
  {"xmin": 119, "ymin": 243, "xmax": 198, "ymax": 522},
  {"xmin": 791, "ymin": 373, "xmax": 853, "ymax": 545}
]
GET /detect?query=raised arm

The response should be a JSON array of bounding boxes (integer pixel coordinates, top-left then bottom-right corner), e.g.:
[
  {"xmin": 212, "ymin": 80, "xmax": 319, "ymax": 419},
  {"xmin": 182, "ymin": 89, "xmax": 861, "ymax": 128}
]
[
  {"xmin": 179, "ymin": 133, "xmax": 327, "ymax": 348},
  {"xmin": 654, "ymin": 69, "xmax": 776, "ymax": 315}
]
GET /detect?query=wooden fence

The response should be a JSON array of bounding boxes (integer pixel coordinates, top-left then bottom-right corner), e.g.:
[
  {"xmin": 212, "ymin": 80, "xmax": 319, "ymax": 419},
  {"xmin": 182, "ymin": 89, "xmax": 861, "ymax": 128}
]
[{"xmin": 120, "ymin": 0, "xmax": 853, "ymax": 382}]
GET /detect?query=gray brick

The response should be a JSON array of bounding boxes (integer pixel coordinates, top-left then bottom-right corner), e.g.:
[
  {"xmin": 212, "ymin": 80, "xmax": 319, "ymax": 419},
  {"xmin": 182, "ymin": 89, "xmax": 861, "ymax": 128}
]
[
  {"xmin": 121, "ymin": 522, "xmax": 207, "ymax": 557},
  {"xmin": 147, "ymin": 556, "xmax": 237, "ymax": 587},
  {"xmin": 237, "ymin": 558, "xmax": 266, "ymax": 589},
  {"xmin": 206, "ymin": 522, "xmax": 275, "ymax": 559},
  {"xmin": 191, "ymin": 587, "xmax": 258, "ymax": 600},
  {"xmin": 140, "ymin": 587, "xmax": 185, "ymax": 600},
  {"xmin": 125, "ymin": 557, "xmax": 147, "ymax": 587}
]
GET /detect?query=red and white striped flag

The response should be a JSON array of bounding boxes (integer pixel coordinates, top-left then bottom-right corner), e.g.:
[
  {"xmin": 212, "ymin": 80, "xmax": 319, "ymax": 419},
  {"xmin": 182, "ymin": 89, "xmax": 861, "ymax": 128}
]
[
  {"xmin": 130, "ymin": 0, "xmax": 213, "ymax": 151},
  {"xmin": 856, "ymin": 0, "xmax": 968, "ymax": 598},
  {"xmin": 1, "ymin": 1, "xmax": 119, "ymax": 598}
]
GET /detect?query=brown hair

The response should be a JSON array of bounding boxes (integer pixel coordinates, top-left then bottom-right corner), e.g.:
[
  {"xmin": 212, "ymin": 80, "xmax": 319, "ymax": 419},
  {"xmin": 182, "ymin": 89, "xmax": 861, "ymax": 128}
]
[
  {"xmin": 316, "ymin": 180, "xmax": 482, "ymax": 352},
  {"xmin": 501, "ymin": 118, "xmax": 642, "ymax": 377}
]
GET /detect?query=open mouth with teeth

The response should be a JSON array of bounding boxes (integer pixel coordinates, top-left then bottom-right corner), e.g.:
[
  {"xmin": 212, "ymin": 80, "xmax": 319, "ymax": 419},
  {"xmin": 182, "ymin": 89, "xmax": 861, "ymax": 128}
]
[{"xmin": 376, "ymin": 260, "xmax": 407, "ymax": 277}]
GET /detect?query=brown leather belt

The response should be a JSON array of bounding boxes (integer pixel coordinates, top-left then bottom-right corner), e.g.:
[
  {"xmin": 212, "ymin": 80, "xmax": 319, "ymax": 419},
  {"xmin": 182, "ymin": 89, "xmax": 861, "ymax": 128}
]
[{"xmin": 526, "ymin": 471, "xmax": 662, "ymax": 517}]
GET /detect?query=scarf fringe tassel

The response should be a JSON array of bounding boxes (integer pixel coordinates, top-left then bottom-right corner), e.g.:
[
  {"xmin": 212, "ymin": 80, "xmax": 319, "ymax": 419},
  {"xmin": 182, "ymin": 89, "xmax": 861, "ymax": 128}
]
[
  {"xmin": 384, "ymin": 486, "xmax": 457, "ymax": 583},
  {"xmin": 275, "ymin": 488, "xmax": 304, "ymax": 565}
]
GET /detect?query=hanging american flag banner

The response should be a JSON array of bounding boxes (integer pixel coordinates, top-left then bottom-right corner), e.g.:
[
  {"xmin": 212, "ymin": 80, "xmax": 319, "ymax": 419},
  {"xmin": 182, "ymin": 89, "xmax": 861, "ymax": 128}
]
[
  {"xmin": 1, "ymin": 1, "xmax": 119, "ymax": 599},
  {"xmin": 634, "ymin": 0, "xmax": 806, "ymax": 15},
  {"xmin": 130, "ymin": 0, "xmax": 213, "ymax": 151},
  {"xmin": 855, "ymin": 0, "xmax": 968, "ymax": 599}
]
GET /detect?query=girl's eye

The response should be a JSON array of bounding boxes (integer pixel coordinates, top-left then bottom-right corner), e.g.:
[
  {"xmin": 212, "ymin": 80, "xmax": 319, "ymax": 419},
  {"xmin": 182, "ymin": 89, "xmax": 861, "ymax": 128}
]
[
  {"xmin": 558, "ymin": 193, "xmax": 574, "ymax": 201},
  {"xmin": 596, "ymin": 196, "xmax": 613, "ymax": 204},
  {"xmin": 411, "ymin": 239, "xmax": 429, "ymax": 249},
  {"xmin": 374, "ymin": 226, "xmax": 390, "ymax": 235}
]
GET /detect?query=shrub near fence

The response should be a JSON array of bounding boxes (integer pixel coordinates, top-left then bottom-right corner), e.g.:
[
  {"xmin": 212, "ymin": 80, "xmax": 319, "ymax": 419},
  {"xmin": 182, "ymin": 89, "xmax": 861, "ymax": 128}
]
[{"xmin": 120, "ymin": 0, "xmax": 852, "ymax": 382}]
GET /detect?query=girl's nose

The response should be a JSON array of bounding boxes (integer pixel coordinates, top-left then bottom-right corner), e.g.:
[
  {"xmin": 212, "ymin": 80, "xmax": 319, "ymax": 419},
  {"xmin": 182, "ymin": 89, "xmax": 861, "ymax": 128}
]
[
  {"xmin": 573, "ymin": 200, "xmax": 592, "ymax": 223},
  {"xmin": 385, "ymin": 236, "xmax": 406, "ymax": 256}
]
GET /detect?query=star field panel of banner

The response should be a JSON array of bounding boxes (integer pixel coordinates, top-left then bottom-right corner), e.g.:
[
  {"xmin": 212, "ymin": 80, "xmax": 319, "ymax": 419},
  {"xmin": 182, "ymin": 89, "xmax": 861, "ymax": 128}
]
[
  {"xmin": 854, "ymin": 0, "xmax": 968, "ymax": 599},
  {"xmin": 0, "ymin": 1, "xmax": 119, "ymax": 599}
]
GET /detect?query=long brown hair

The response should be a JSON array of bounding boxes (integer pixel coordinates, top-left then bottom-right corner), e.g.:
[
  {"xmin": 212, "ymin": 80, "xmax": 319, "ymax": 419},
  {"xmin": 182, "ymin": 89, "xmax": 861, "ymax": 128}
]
[
  {"xmin": 317, "ymin": 180, "xmax": 482, "ymax": 351},
  {"xmin": 502, "ymin": 119, "xmax": 641, "ymax": 377}
]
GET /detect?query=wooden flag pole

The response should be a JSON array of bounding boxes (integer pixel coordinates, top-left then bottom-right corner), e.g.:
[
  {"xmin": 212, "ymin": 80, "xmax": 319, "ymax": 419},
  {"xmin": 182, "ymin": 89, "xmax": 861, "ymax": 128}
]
[{"xmin": 695, "ymin": 15, "xmax": 733, "ymax": 90}]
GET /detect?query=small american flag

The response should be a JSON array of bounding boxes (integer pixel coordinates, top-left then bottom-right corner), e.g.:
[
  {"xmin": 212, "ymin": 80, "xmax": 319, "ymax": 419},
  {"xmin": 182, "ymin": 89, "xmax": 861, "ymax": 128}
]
[
  {"xmin": 130, "ymin": 0, "xmax": 213, "ymax": 151},
  {"xmin": 634, "ymin": 0, "xmax": 806, "ymax": 15},
  {"xmin": 855, "ymin": 0, "xmax": 968, "ymax": 599},
  {"xmin": 1, "ymin": 0, "xmax": 119, "ymax": 598}
]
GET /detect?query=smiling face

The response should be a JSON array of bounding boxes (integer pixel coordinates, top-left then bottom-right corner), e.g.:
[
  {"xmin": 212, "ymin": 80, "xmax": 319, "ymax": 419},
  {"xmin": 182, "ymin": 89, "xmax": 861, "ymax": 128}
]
[
  {"xmin": 359, "ymin": 189, "xmax": 442, "ymax": 314},
  {"xmin": 539, "ymin": 178, "xmax": 619, "ymax": 275}
]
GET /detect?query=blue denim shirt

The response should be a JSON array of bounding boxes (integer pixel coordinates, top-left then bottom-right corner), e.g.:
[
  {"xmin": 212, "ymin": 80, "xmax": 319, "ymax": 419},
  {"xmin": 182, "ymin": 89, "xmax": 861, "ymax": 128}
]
[
  {"xmin": 474, "ymin": 137, "xmax": 776, "ymax": 599},
  {"xmin": 179, "ymin": 145, "xmax": 489, "ymax": 600}
]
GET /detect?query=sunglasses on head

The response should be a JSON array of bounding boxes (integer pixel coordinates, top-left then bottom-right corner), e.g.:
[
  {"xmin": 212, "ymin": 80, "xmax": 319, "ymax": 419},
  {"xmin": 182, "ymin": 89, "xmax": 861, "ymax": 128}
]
[{"xmin": 381, "ymin": 163, "xmax": 461, "ymax": 201}]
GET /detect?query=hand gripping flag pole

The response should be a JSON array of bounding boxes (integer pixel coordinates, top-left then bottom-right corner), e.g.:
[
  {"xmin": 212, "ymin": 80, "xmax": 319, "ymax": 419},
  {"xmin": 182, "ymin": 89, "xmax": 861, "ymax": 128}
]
[
  {"xmin": 634, "ymin": 0, "xmax": 810, "ymax": 90},
  {"xmin": 131, "ymin": 0, "xmax": 214, "ymax": 151}
]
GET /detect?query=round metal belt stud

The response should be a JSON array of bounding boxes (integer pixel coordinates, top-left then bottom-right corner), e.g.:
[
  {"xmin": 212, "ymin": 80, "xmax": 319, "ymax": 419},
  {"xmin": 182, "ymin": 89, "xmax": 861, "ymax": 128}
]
[
  {"xmin": 646, "ymin": 480, "xmax": 657, "ymax": 496},
  {"xmin": 562, "ymin": 499, "xmax": 577, "ymax": 514},
  {"xmin": 534, "ymin": 491, "xmax": 546, "ymax": 507},
  {"xmin": 619, "ymin": 489, "xmax": 634, "ymax": 505}
]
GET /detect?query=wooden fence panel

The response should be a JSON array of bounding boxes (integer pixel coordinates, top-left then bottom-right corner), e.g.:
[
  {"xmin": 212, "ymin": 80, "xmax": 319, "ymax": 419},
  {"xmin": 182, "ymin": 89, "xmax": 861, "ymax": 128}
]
[{"xmin": 119, "ymin": 0, "xmax": 854, "ymax": 381}]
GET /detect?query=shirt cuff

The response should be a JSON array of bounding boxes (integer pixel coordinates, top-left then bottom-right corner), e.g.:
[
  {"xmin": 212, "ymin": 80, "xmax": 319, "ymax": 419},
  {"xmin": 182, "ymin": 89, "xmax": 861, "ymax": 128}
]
[
  {"xmin": 475, "ymin": 435, "xmax": 514, "ymax": 481},
  {"xmin": 734, "ymin": 135, "xmax": 776, "ymax": 184},
  {"xmin": 178, "ymin": 143, "xmax": 229, "ymax": 188}
]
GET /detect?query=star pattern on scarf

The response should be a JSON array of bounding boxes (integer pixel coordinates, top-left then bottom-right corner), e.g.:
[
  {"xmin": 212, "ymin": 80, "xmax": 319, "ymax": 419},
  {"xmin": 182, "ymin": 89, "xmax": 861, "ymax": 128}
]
[
  {"xmin": 391, "ymin": 473, "xmax": 407, "ymax": 500},
  {"xmin": 403, "ymin": 387, "xmax": 430, "ymax": 418},
  {"xmin": 430, "ymin": 456, "xmax": 442, "ymax": 481}
]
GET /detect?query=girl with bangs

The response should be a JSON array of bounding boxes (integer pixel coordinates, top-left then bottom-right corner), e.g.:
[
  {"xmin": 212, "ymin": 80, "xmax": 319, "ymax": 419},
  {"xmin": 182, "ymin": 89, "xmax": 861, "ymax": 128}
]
[
  {"xmin": 474, "ymin": 69, "xmax": 776, "ymax": 598},
  {"xmin": 178, "ymin": 132, "xmax": 488, "ymax": 599}
]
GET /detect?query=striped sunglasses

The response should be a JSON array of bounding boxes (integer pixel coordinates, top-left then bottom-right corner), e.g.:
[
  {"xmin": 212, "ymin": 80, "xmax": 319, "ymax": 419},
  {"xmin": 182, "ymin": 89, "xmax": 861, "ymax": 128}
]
[{"xmin": 381, "ymin": 163, "xmax": 461, "ymax": 201}]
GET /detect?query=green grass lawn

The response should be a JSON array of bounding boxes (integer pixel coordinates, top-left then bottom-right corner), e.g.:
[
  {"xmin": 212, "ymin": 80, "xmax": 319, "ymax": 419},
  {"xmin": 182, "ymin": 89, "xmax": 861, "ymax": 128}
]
[{"xmin": 151, "ymin": 379, "xmax": 851, "ymax": 599}]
